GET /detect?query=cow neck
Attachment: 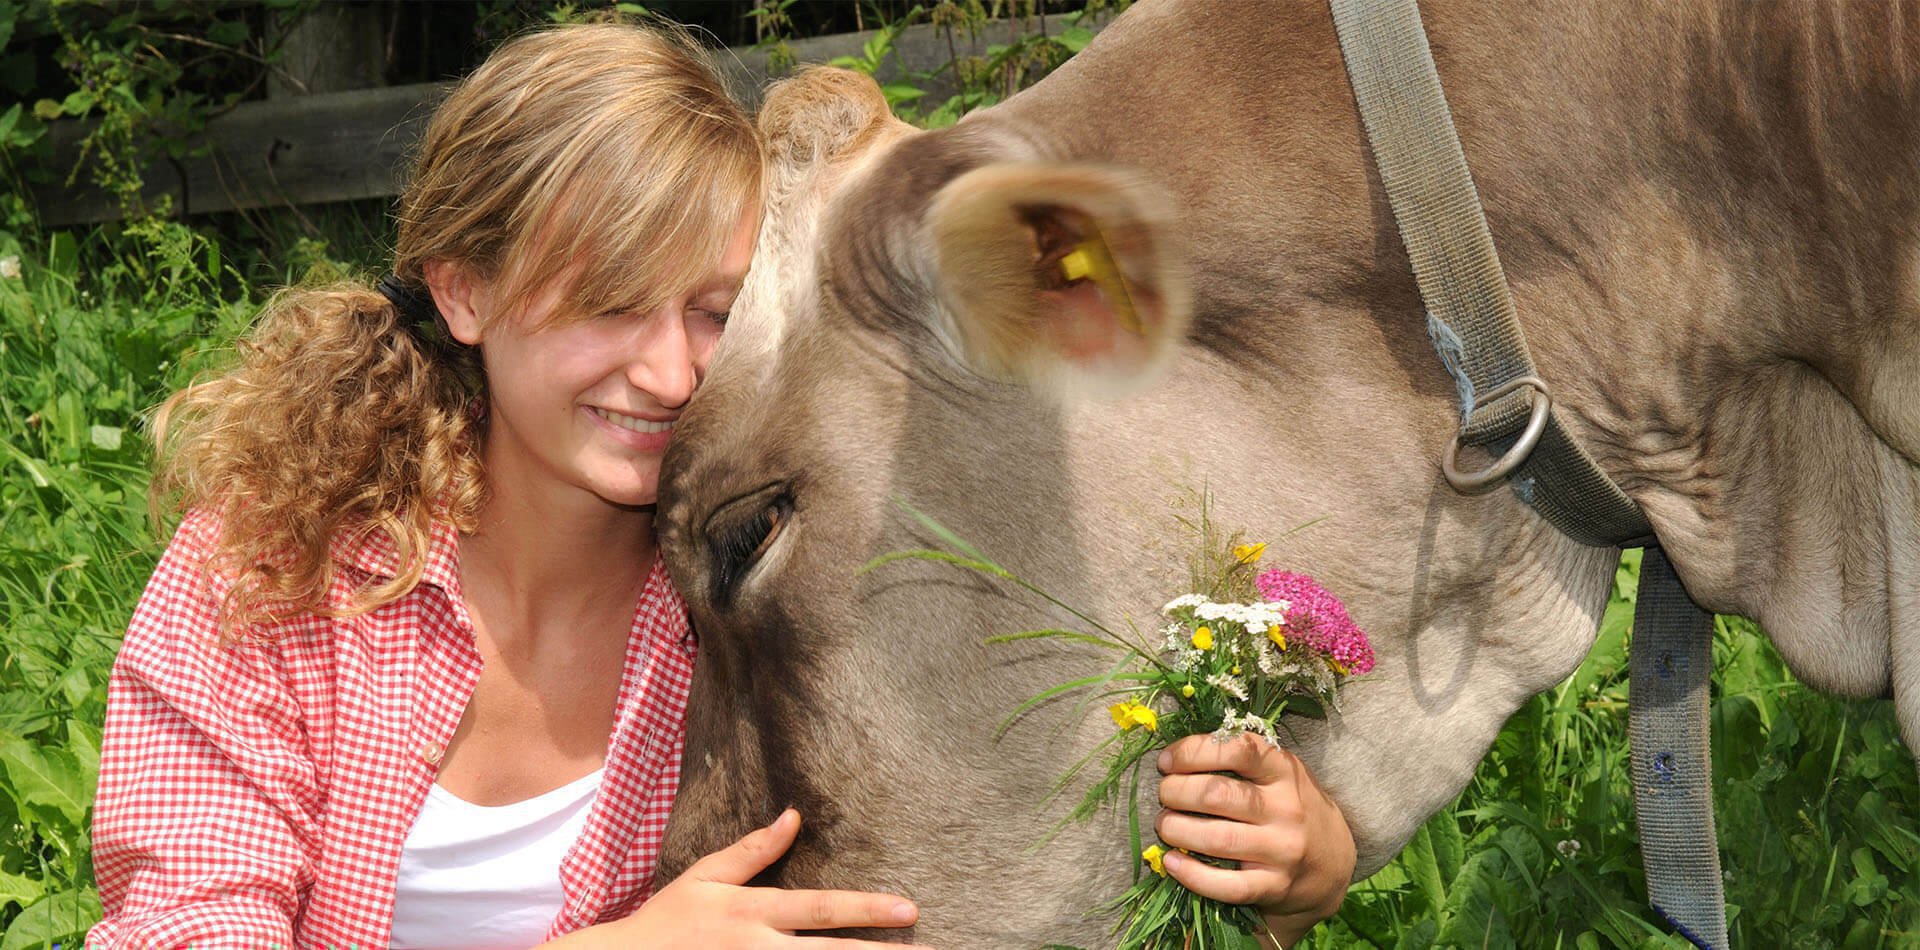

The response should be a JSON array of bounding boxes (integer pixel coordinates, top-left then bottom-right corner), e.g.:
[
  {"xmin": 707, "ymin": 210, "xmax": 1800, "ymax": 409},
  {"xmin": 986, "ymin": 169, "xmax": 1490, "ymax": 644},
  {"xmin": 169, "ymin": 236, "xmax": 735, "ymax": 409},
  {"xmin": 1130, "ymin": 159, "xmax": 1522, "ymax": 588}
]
[{"xmin": 1329, "ymin": 1, "xmax": 1727, "ymax": 948}]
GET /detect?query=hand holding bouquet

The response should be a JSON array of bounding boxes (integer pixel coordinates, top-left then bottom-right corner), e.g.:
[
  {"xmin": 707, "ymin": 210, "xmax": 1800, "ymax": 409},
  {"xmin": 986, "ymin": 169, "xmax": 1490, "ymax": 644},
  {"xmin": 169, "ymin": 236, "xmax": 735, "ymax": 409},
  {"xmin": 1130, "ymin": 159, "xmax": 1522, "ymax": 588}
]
[{"xmin": 873, "ymin": 505, "xmax": 1374, "ymax": 949}]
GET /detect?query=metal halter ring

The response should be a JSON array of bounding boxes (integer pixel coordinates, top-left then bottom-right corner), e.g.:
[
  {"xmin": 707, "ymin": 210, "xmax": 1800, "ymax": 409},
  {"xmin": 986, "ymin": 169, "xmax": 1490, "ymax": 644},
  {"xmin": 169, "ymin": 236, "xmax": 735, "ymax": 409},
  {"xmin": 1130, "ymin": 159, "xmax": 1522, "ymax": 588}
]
[{"xmin": 1441, "ymin": 375, "xmax": 1553, "ymax": 494}]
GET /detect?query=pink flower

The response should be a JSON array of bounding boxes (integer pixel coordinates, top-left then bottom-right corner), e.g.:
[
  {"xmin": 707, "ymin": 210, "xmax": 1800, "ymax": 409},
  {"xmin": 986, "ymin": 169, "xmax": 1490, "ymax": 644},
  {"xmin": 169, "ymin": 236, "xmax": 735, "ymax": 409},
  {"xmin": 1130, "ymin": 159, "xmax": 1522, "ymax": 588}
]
[{"xmin": 1254, "ymin": 571, "xmax": 1375, "ymax": 675}]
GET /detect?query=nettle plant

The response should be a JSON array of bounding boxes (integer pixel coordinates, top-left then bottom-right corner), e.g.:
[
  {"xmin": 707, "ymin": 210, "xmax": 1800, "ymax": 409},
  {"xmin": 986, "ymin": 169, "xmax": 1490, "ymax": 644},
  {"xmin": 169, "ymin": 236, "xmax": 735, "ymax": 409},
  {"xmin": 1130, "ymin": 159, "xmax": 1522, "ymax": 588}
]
[{"xmin": 8, "ymin": 1, "xmax": 305, "ymax": 218}]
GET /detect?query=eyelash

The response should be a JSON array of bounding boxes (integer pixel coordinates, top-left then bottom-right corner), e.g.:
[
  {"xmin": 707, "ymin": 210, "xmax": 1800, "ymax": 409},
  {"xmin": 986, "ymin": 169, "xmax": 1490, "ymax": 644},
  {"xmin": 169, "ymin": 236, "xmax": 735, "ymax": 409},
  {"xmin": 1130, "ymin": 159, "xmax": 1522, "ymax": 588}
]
[{"xmin": 594, "ymin": 307, "xmax": 730, "ymax": 325}]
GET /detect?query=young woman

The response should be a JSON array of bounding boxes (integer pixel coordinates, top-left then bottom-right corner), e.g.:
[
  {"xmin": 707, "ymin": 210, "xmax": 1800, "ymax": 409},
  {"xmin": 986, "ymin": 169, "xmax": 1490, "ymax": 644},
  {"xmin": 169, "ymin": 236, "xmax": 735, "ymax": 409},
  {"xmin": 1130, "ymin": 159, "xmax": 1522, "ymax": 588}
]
[{"xmin": 87, "ymin": 19, "xmax": 1355, "ymax": 950}]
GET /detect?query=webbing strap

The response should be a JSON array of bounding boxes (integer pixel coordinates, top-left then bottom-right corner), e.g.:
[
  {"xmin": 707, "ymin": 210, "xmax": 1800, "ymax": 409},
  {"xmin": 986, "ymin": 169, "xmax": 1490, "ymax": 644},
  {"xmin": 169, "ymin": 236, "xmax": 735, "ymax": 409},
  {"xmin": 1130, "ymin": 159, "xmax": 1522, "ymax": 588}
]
[
  {"xmin": 1327, "ymin": 1, "xmax": 1727, "ymax": 946},
  {"xmin": 1630, "ymin": 549, "xmax": 1729, "ymax": 950},
  {"xmin": 1326, "ymin": 0, "xmax": 1651, "ymax": 548}
]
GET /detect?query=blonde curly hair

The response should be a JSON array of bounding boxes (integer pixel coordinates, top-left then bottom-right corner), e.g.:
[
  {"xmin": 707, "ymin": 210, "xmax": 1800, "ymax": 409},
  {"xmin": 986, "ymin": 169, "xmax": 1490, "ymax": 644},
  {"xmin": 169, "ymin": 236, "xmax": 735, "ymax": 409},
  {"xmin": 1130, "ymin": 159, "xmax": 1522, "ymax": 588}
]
[{"xmin": 151, "ymin": 22, "xmax": 762, "ymax": 634}]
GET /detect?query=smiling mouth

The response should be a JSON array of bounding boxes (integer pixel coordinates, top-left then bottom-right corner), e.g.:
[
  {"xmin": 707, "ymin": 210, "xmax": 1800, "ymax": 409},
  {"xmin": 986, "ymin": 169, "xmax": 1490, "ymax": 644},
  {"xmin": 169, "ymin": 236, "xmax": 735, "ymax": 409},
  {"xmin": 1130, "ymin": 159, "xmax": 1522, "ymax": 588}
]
[{"xmin": 588, "ymin": 406, "xmax": 675, "ymax": 434}]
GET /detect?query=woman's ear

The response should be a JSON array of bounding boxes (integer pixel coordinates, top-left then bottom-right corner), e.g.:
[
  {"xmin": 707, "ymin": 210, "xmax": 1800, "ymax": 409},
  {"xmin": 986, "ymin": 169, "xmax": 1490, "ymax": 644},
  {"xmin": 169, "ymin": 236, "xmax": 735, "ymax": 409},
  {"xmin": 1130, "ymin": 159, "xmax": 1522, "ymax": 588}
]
[{"xmin": 422, "ymin": 259, "xmax": 486, "ymax": 346}]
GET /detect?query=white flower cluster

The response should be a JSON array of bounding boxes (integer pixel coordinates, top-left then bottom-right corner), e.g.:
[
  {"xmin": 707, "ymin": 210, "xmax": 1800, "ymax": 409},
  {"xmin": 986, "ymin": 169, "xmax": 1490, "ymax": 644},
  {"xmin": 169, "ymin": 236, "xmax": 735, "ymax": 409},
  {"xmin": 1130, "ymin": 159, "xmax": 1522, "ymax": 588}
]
[
  {"xmin": 1192, "ymin": 600, "xmax": 1289, "ymax": 632},
  {"xmin": 1162, "ymin": 593, "xmax": 1211, "ymax": 613},
  {"xmin": 1206, "ymin": 672, "xmax": 1249, "ymax": 701},
  {"xmin": 1211, "ymin": 707, "xmax": 1279, "ymax": 746},
  {"xmin": 1271, "ymin": 656, "xmax": 1338, "ymax": 697},
  {"xmin": 1159, "ymin": 625, "xmax": 1204, "ymax": 671},
  {"xmin": 0, "ymin": 256, "xmax": 19, "ymax": 280}
]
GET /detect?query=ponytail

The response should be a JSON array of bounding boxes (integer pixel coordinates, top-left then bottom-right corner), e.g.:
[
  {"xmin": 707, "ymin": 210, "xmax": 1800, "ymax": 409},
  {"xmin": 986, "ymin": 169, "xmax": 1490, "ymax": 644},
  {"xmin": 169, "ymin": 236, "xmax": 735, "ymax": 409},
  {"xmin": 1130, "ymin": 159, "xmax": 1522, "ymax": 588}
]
[{"xmin": 150, "ymin": 282, "xmax": 487, "ymax": 635}]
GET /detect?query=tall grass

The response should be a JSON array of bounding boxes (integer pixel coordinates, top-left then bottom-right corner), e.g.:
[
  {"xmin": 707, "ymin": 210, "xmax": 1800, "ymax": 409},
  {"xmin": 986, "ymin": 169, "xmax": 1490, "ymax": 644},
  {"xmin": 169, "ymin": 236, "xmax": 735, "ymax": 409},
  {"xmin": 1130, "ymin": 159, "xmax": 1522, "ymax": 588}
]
[
  {"xmin": 0, "ymin": 222, "xmax": 252, "ymax": 948},
  {"xmin": 1320, "ymin": 553, "xmax": 1920, "ymax": 948}
]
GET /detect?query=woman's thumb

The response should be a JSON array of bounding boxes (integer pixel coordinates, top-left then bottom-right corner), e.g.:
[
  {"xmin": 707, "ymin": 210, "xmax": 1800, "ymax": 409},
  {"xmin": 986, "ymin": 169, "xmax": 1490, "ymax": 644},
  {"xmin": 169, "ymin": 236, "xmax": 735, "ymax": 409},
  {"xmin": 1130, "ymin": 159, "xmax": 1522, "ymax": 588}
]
[{"xmin": 684, "ymin": 808, "xmax": 800, "ymax": 886}]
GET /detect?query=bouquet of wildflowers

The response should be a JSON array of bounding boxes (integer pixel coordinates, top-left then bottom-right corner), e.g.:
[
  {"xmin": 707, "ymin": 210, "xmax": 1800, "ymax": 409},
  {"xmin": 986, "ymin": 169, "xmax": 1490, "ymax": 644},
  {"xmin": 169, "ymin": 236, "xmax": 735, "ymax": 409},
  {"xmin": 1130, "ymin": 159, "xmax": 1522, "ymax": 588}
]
[{"xmin": 870, "ymin": 502, "xmax": 1374, "ymax": 949}]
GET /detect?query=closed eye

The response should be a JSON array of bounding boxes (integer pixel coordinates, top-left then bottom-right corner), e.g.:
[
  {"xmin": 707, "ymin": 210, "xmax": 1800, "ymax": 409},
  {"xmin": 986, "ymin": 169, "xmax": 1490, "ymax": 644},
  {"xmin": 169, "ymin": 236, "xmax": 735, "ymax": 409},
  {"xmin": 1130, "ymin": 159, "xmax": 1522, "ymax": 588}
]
[{"xmin": 704, "ymin": 484, "xmax": 792, "ymax": 608}]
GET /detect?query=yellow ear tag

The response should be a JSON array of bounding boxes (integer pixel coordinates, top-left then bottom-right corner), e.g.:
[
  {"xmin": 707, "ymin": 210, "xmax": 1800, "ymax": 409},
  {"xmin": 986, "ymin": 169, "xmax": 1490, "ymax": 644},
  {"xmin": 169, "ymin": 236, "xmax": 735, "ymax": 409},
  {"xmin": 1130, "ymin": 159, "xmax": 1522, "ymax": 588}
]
[
  {"xmin": 1057, "ymin": 235, "xmax": 1143, "ymax": 337},
  {"xmin": 1059, "ymin": 247, "xmax": 1093, "ymax": 282}
]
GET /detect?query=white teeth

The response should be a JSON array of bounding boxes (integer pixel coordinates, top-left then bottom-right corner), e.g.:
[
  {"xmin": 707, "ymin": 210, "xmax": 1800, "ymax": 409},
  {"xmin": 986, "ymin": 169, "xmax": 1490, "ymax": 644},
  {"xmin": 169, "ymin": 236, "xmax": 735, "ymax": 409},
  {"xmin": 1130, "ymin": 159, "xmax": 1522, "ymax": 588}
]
[{"xmin": 591, "ymin": 407, "xmax": 674, "ymax": 434}]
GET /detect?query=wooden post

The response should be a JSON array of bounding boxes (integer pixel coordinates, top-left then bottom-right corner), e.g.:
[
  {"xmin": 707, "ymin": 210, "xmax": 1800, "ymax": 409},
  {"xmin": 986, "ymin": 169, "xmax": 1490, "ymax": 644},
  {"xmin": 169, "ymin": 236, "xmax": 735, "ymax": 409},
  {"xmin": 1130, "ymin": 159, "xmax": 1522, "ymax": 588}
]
[{"xmin": 269, "ymin": 2, "xmax": 391, "ymax": 99}]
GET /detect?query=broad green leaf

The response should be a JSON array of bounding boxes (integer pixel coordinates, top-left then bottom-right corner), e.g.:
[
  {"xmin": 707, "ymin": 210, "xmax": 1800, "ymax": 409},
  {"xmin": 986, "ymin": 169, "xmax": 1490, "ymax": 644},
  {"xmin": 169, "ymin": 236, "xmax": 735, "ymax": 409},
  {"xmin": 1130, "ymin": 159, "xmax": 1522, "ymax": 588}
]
[
  {"xmin": 3, "ymin": 441, "xmax": 52, "ymax": 488},
  {"xmin": 1057, "ymin": 26, "xmax": 1096, "ymax": 52},
  {"xmin": 89, "ymin": 425, "xmax": 122, "ymax": 452},
  {"xmin": 881, "ymin": 83, "xmax": 927, "ymax": 103},
  {"xmin": 66, "ymin": 720, "xmax": 101, "ymax": 795},
  {"xmin": 0, "ymin": 888, "xmax": 101, "ymax": 950},
  {"xmin": 1401, "ymin": 816, "xmax": 1448, "ymax": 918},
  {"xmin": 0, "ymin": 870, "xmax": 41, "ymax": 910},
  {"xmin": 0, "ymin": 735, "xmax": 87, "ymax": 826},
  {"xmin": 1390, "ymin": 918, "xmax": 1438, "ymax": 950},
  {"xmin": 59, "ymin": 89, "xmax": 94, "ymax": 116},
  {"xmin": 1428, "ymin": 805, "xmax": 1465, "ymax": 889}
]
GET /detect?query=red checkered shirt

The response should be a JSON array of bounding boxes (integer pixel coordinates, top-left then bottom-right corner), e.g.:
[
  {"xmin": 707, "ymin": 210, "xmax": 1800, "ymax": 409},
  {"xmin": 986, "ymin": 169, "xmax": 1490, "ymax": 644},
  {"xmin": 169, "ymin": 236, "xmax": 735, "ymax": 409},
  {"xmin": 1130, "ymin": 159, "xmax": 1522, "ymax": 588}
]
[{"xmin": 89, "ymin": 507, "xmax": 697, "ymax": 948}]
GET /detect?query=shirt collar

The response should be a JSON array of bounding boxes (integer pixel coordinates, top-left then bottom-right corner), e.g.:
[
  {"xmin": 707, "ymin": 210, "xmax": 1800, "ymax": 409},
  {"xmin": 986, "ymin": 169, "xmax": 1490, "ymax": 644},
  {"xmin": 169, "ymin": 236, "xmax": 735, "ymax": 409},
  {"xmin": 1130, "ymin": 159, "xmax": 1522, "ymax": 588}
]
[{"xmin": 329, "ymin": 518, "xmax": 464, "ymax": 593}]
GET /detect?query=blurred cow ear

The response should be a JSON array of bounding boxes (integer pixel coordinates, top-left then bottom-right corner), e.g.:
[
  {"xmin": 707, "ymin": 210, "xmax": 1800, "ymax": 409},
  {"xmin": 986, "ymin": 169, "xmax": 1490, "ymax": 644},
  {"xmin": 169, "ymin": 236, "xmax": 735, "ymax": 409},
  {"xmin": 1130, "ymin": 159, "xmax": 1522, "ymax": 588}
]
[{"xmin": 923, "ymin": 162, "xmax": 1191, "ymax": 397}]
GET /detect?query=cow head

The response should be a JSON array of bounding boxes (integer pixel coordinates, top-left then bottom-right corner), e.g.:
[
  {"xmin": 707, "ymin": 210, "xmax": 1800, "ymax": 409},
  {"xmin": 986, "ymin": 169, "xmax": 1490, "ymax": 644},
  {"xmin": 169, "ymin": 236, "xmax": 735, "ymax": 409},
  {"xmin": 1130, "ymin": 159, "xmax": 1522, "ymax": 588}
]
[
  {"xmin": 654, "ymin": 0, "xmax": 1920, "ymax": 934},
  {"xmin": 652, "ymin": 56, "xmax": 1622, "ymax": 943}
]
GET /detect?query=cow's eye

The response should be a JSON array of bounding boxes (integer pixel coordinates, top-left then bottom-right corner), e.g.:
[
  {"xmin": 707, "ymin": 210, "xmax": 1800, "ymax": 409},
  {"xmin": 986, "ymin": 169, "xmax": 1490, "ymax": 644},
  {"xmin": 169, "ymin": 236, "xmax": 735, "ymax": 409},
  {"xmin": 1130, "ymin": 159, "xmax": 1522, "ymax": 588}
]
[{"xmin": 703, "ymin": 483, "xmax": 792, "ymax": 607}]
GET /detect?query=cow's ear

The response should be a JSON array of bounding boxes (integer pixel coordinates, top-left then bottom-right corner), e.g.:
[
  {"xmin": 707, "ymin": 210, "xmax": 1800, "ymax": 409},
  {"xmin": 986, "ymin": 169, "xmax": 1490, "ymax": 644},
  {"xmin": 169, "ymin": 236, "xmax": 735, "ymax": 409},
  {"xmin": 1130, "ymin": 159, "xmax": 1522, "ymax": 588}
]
[{"xmin": 923, "ymin": 162, "xmax": 1190, "ymax": 396}]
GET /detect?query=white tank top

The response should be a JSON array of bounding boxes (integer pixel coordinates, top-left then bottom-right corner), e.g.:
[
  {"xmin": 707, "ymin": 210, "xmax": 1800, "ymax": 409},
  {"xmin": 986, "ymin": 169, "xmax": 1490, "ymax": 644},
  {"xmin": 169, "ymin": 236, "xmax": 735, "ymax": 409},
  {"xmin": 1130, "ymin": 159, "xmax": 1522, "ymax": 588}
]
[{"xmin": 388, "ymin": 769, "xmax": 604, "ymax": 950}]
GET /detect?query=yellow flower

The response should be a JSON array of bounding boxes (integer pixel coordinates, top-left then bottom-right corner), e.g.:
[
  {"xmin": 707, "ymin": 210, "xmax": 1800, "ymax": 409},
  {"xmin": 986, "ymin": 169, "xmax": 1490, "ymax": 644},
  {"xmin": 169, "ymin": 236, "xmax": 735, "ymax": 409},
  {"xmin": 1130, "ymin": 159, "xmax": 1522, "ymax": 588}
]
[
  {"xmin": 1180, "ymin": 683, "xmax": 1196, "ymax": 698},
  {"xmin": 1130, "ymin": 704, "xmax": 1158, "ymax": 731},
  {"xmin": 1231, "ymin": 665, "xmax": 1242, "ymax": 675},
  {"xmin": 1142, "ymin": 844, "xmax": 1167, "ymax": 876},
  {"xmin": 1267, "ymin": 624, "xmax": 1287, "ymax": 650},
  {"xmin": 1108, "ymin": 701, "xmax": 1159, "ymax": 732},
  {"xmin": 1191, "ymin": 626, "xmax": 1214, "ymax": 650},
  {"xmin": 1233, "ymin": 542, "xmax": 1267, "ymax": 564}
]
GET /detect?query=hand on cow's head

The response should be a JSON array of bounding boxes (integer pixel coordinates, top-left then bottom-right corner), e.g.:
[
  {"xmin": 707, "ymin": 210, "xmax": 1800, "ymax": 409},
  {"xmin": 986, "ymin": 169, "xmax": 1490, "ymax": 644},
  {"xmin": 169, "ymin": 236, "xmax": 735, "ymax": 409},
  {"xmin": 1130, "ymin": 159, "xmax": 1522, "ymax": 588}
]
[{"xmin": 923, "ymin": 162, "xmax": 1192, "ymax": 398}]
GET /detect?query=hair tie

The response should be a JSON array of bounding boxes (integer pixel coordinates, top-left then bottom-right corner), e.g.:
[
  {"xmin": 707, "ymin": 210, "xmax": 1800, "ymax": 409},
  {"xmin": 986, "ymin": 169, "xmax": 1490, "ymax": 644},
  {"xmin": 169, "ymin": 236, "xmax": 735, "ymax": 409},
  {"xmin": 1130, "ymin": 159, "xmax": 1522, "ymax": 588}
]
[{"xmin": 375, "ymin": 275, "xmax": 449, "ymax": 346}]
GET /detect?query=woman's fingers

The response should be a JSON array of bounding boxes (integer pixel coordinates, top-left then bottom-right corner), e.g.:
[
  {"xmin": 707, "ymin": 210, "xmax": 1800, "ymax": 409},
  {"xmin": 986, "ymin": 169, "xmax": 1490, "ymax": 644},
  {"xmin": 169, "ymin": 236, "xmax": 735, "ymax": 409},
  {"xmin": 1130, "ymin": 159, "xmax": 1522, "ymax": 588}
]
[
  {"xmin": 1161, "ymin": 848, "xmax": 1288, "ymax": 907},
  {"xmin": 685, "ymin": 808, "xmax": 802, "ymax": 886},
  {"xmin": 1158, "ymin": 771, "xmax": 1282, "ymax": 824},
  {"xmin": 737, "ymin": 887, "xmax": 920, "ymax": 932},
  {"xmin": 1155, "ymin": 809, "xmax": 1302, "ymax": 867},
  {"xmin": 1158, "ymin": 732, "xmax": 1297, "ymax": 784}
]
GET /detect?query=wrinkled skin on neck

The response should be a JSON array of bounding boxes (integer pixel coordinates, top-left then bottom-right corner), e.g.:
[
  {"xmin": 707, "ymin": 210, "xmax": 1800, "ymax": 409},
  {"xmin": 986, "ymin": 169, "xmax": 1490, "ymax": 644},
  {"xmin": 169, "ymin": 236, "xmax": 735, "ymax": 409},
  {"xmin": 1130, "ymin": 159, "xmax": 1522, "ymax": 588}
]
[{"xmin": 656, "ymin": 2, "xmax": 1920, "ymax": 945}]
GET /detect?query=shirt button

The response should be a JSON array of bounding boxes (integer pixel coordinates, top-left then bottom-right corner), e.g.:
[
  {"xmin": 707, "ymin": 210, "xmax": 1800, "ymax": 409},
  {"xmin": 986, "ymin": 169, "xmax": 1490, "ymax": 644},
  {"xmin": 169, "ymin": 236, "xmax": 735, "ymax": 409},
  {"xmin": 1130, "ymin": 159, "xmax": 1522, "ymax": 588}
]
[{"xmin": 420, "ymin": 741, "xmax": 444, "ymax": 766}]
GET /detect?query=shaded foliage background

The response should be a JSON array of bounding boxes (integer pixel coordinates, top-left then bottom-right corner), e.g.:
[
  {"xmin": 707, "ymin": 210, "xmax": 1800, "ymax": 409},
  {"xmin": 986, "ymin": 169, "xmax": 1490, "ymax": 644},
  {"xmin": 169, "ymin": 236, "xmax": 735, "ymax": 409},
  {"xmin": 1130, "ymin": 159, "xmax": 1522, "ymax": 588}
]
[{"xmin": 0, "ymin": 1, "xmax": 1914, "ymax": 947}]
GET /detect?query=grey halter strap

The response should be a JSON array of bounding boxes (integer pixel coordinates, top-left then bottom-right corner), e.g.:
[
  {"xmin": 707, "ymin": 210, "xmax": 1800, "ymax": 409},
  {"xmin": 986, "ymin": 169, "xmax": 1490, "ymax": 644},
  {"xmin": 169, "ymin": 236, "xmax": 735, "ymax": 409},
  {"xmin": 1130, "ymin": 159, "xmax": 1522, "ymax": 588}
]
[{"xmin": 1327, "ymin": 1, "xmax": 1728, "ymax": 946}]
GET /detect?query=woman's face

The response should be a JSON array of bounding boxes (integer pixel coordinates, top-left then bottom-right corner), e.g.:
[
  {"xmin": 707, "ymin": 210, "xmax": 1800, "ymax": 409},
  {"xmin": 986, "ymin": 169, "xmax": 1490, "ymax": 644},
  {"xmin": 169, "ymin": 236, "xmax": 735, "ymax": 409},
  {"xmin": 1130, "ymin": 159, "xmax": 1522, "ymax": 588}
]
[{"xmin": 438, "ymin": 206, "xmax": 759, "ymax": 509}]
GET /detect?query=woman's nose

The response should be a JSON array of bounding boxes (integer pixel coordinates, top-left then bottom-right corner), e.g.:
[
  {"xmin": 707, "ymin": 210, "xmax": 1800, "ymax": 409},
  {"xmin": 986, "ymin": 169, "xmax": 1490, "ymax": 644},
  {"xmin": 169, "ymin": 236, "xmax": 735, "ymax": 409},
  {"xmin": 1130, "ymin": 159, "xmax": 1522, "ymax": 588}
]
[{"xmin": 628, "ymin": 308, "xmax": 697, "ymax": 409}]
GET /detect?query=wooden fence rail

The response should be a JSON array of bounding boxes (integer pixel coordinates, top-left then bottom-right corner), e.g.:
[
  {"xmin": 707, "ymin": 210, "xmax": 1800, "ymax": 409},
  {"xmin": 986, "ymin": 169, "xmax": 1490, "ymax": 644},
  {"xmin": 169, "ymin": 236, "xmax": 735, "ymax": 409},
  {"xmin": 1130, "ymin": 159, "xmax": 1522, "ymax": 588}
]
[{"xmin": 31, "ymin": 13, "xmax": 1105, "ymax": 227}]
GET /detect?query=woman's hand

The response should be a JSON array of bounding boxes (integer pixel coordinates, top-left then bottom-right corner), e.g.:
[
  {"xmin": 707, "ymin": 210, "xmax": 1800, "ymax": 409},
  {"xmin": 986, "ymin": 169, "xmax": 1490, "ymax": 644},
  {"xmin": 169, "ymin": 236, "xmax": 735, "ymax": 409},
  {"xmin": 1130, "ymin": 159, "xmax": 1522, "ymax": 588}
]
[
  {"xmin": 541, "ymin": 809, "xmax": 931, "ymax": 949},
  {"xmin": 1153, "ymin": 733, "xmax": 1356, "ymax": 949}
]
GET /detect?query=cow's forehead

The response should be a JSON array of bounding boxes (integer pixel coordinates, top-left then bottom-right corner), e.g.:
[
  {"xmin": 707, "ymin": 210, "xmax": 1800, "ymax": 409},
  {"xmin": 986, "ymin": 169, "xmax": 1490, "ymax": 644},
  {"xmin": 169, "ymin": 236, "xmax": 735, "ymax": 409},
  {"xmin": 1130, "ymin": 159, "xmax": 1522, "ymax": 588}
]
[{"xmin": 719, "ymin": 105, "xmax": 916, "ymax": 374}]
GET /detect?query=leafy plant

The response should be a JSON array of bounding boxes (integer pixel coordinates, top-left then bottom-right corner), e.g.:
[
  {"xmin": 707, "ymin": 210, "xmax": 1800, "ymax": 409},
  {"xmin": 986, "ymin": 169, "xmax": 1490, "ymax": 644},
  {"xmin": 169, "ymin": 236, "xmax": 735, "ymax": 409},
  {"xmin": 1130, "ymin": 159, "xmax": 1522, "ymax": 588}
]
[
  {"xmin": 1316, "ymin": 551, "xmax": 1920, "ymax": 948},
  {"xmin": 0, "ymin": 222, "xmax": 254, "ymax": 945}
]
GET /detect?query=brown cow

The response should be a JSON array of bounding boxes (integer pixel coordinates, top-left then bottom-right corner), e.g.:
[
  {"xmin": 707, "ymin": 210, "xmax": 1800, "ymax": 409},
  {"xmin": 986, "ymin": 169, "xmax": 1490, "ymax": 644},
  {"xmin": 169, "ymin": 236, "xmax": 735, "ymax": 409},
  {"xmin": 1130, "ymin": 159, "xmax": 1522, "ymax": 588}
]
[{"xmin": 655, "ymin": 1, "xmax": 1920, "ymax": 945}]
